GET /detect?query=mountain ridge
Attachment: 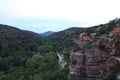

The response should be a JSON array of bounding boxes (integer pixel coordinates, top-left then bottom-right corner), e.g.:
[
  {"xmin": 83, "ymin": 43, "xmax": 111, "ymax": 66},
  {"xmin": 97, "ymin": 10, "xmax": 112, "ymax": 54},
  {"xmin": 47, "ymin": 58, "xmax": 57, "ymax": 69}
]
[
  {"xmin": 0, "ymin": 24, "xmax": 41, "ymax": 57},
  {"xmin": 41, "ymin": 31, "xmax": 55, "ymax": 36}
]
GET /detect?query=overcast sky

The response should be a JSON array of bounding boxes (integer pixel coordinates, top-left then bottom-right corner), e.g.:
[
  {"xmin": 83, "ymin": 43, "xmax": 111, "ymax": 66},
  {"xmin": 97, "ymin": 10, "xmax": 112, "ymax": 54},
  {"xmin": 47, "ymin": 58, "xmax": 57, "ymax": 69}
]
[{"xmin": 0, "ymin": 0, "xmax": 120, "ymax": 33}]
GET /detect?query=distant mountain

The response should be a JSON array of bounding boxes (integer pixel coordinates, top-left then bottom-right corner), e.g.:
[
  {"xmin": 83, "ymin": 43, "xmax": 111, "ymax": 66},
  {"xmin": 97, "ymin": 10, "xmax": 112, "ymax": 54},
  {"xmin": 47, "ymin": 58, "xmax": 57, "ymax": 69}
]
[{"xmin": 41, "ymin": 31, "xmax": 55, "ymax": 36}]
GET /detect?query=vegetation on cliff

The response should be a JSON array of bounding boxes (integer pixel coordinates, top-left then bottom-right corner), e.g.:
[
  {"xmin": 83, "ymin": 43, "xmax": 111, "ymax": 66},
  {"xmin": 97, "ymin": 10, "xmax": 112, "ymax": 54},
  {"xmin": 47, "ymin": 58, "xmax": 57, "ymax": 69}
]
[{"xmin": 0, "ymin": 18, "xmax": 120, "ymax": 80}]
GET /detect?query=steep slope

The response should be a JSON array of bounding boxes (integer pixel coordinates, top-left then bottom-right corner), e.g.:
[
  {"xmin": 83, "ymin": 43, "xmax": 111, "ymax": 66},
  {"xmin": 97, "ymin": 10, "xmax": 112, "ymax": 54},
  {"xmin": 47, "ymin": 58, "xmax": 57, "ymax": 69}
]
[
  {"xmin": 49, "ymin": 27, "xmax": 86, "ymax": 52},
  {"xmin": 0, "ymin": 24, "xmax": 41, "ymax": 57},
  {"xmin": 46, "ymin": 18, "xmax": 120, "ymax": 80},
  {"xmin": 69, "ymin": 18, "xmax": 120, "ymax": 80},
  {"xmin": 49, "ymin": 18, "xmax": 120, "ymax": 52}
]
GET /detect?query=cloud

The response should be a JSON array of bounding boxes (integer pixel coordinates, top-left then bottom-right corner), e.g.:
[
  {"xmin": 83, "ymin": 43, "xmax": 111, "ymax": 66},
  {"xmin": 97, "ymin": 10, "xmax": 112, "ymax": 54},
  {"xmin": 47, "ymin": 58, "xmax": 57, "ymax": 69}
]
[
  {"xmin": 0, "ymin": 0, "xmax": 120, "ymax": 32},
  {"xmin": 1, "ymin": 0, "xmax": 120, "ymax": 20}
]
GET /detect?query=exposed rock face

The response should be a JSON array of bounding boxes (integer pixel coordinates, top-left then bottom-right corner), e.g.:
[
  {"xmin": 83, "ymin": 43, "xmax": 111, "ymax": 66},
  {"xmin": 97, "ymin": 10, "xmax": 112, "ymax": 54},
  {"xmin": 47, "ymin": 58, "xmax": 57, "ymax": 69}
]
[
  {"xmin": 85, "ymin": 48, "xmax": 108, "ymax": 64},
  {"xmin": 74, "ymin": 32, "xmax": 96, "ymax": 48},
  {"xmin": 69, "ymin": 52, "xmax": 102, "ymax": 79},
  {"xmin": 70, "ymin": 25, "xmax": 120, "ymax": 80},
  {"xmin": 69, "ymin": 52, "xmax": 86, "ymax": 79}
]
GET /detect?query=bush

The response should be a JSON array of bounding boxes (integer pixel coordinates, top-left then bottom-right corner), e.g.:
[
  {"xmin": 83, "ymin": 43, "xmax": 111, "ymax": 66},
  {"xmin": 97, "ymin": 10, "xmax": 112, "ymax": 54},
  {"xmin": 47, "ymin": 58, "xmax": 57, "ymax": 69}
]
[{"xmin": 98, "ymin": 27, "xmax": 108, "ymax": 34}]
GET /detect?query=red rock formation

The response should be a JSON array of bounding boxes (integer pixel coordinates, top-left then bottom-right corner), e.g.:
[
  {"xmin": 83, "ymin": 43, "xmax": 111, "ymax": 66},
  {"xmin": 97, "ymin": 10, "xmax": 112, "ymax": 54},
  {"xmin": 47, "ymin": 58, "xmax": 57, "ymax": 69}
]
[{"xmin": 70, "ymin": 27, "xmax": 120, "ymax": 79}]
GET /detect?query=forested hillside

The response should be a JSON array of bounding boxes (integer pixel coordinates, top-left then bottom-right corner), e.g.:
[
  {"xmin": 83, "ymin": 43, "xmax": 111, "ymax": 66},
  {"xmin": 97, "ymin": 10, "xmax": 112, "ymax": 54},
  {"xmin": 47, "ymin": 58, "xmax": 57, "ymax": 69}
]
[
  {"xmin": 0, "ymin": 24, "xmax": 41, "ymax": 57},
  {"xmin": 0, "ymin": 24, "xmax": 69, "ymax": 80},
  {"xmin": 0, "ymin": 18, "xmax": 120, "ymax": 80}
]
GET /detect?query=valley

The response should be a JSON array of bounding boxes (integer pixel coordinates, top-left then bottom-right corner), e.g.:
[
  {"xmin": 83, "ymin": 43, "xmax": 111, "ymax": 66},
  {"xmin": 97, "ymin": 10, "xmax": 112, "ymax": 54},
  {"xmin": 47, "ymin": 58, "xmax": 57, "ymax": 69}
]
[{"xmin": 0, "ymin": 18, "xmax": 120, "ymax": 80}]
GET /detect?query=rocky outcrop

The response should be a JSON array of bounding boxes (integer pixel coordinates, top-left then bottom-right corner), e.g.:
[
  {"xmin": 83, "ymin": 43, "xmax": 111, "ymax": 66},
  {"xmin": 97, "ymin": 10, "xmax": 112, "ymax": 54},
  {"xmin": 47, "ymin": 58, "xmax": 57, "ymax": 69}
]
[
  {"xmin": 74, "ymin": 32, "xmax": 96, "ymax": 48},
  {"xmin": 70, "ymin": 24, "xmax": 120, "ymax": 79}
]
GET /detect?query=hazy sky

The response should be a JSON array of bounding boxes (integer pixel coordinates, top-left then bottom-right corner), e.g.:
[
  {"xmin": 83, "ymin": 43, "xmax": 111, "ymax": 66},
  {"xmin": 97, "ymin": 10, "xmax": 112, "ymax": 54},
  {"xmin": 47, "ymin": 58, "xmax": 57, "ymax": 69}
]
[{"xmin": 0, "ymin": 0, "xmax": 120, "ymax": 33}]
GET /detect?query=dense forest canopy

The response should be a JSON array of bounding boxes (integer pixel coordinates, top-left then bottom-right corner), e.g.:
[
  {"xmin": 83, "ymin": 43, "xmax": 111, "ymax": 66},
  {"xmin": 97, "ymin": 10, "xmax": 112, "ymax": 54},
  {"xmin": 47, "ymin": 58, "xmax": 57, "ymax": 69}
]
[{"xmin": 0, "ymin": 24, "xmax": 69, "ymax": 80}]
